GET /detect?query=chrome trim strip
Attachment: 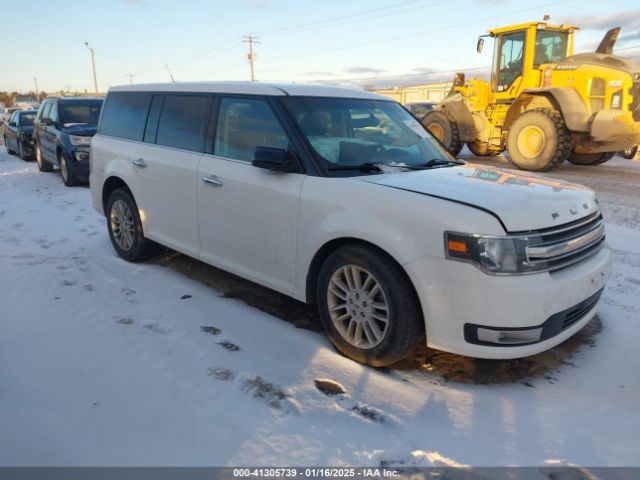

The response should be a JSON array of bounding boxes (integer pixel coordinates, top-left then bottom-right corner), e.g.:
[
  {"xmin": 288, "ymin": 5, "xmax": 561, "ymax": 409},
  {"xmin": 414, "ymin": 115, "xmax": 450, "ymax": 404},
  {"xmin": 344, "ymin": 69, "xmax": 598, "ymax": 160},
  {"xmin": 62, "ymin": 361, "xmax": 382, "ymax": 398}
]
[{"xmin": 526, "ymin": 221, "xmax": 605, "ymax": 260}]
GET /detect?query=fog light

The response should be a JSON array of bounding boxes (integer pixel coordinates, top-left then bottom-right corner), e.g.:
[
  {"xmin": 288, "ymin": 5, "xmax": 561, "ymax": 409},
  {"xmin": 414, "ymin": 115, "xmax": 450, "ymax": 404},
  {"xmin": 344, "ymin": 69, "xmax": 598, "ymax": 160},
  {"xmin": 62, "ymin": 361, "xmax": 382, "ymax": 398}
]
[
  {"xmin": 74, "ymin": 151, "xmax": 89, "ymax": 162},
  {"xmin": 477, "ymin": 327, "xmax": 542, "ymax": 344}
]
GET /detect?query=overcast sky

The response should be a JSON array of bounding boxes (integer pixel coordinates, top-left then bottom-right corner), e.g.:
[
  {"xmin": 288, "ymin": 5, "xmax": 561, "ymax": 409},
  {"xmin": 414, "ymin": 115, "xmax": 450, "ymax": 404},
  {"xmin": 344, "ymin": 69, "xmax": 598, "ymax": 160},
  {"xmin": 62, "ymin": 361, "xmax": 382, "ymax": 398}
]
[{"xmin": 2, "ymin": 0, "xmax": 639, "ymax": 93}]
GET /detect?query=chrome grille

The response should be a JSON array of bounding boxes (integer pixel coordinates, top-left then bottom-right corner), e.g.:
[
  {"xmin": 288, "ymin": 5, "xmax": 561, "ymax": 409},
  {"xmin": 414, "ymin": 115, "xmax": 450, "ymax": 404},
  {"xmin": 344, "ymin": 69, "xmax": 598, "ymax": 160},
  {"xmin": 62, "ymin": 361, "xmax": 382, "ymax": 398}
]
[{"xmin": 524, "ymin": 212, "xmax": 605, "ymax": 272}]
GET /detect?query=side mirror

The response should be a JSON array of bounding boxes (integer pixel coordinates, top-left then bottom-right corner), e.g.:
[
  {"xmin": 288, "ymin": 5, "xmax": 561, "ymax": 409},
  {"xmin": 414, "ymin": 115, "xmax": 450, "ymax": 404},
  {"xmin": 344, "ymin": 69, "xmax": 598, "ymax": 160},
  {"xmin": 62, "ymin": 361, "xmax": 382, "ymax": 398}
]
[
  {"xmin": 252, "ymin": 147, "xmax": 297, "ymax": 172},
  {"xmin": 40, "ymin": 118, "xmax": 53, "ymax": 127},
  {"xmin": 8, "ymin": 121, "xmax": 16, "ymax": 127},
  {"xmin": 477, "ymin": 37, "xmax": 484, "ymax": 53}
]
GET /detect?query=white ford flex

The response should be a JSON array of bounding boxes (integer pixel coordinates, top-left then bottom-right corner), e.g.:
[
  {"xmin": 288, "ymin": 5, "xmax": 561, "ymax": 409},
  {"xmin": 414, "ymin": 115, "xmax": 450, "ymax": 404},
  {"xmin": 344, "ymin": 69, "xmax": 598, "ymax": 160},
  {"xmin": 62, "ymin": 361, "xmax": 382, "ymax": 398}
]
[{"xmin": 90, "ymin": 82, "xmax": 611, "ymax": 366}]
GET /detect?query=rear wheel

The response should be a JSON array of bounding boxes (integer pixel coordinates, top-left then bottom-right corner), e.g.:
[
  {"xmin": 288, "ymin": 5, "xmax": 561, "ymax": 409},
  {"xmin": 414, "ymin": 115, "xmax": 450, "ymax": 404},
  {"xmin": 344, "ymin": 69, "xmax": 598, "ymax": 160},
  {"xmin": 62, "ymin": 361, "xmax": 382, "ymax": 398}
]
[
  {"xmin": 507, "ymin": 108, "xmax": 572, "ymax": 171},
  {"xmin": 568, "ymin": 151, "xmax": 616, "ymax": 165},
  {"xmin": 420, "ymin": 110, "xmax": 464, "ymax": 156},
  {"xmin": 620, "ymin": 146, "xmax": 638, "ymax": 160},
  {"xmin": 106, "ymin": 188, "xmax": 162, "ymax": 262},
  {"xmin": 35, "ymin": 143, "xmax": 53, "ymax": 172},
  {"xmin": 316, "ymin": 244, "xmax": 424, "ymax": 367}
]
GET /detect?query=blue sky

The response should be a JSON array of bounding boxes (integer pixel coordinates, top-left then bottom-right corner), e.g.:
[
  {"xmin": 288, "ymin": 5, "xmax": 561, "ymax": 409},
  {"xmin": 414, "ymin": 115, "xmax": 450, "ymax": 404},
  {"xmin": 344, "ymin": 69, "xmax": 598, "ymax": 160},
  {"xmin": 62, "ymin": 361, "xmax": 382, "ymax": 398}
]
[{"xmin": 2, "ymin": 0, "xmax": 639, "ymax": 93}]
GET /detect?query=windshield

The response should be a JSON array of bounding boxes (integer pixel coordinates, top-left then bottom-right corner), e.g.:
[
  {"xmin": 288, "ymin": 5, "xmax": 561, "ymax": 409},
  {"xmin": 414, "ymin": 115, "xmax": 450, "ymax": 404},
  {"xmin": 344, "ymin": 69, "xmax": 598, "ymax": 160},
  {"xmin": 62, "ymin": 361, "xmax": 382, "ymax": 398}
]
[
  {"xmin": 534, "ymin": 30, "xmax": 569, "ymax": 66},
  {"xmin": 59, "ymin": 100, "xmax": 103, "ymax": 126},
  {"xmin": 282, "ymin": 97, "xmax": 455, "ymax": 175},
  {"xmin": 19, "ymin": 113, "xmax": 36, "ymax": 126}
]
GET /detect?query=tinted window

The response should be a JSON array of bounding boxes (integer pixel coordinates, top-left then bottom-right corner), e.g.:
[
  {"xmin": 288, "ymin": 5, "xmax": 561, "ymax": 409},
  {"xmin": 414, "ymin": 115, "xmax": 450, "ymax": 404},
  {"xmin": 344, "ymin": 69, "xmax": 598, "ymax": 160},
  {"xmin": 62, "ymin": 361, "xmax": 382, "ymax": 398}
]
[
  {"xmin": 49, "ymin": 102, "xmax": 59, "ymax": 123},
  {"xmin": 59, "ymin": 100, "xmax": 102, "ymax": 125},
  {"xmin": 19, "ymin": 113, "xmax": 36, "ymax": 126},
  {"xmin": 214, "ymin": 97, "xmax": 288, "ymax": 162},
  {"xmin": 40, "ymin": 102, "xmax": 52, "ymax": 120},
  {"xmin": 99, "ymin": 92, "xmax": 151, "ymax": 141},
  {"xmin": 155, "ymin": 95, "xmax": 209, "ymax": 152}
]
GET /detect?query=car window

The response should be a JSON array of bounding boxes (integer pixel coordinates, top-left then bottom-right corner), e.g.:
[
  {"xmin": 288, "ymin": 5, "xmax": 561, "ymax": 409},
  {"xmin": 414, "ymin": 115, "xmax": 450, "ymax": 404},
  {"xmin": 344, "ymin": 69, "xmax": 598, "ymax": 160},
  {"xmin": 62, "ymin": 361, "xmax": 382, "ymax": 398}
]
[
  {"xmin": 20, "ymin": 113, "xmax": 36, "ymax": 126},
  {"xmin": 99, "ymin": 92, "xmax": 151, "ymax": 141},
  {"xmin": 40, "ymin": 102, "xmax": 52, "ymax": 121},
  {"xmin": 59, "ymin": 100, "xmax": 102, "ymax": 126},
  {"xmin": 9, "ymin": 111, "xmax": 17, "ymax": 124},
  {"xmin": 214, "ymin": 97, "xmax": 289, "ymax": 162},
  {"xmin": 49, "ymin": 103, "xmax": 59, "ymax": 123},
  {"xmin": 155, "ymin": 95, "xmax": 210, "ymax": 152}
]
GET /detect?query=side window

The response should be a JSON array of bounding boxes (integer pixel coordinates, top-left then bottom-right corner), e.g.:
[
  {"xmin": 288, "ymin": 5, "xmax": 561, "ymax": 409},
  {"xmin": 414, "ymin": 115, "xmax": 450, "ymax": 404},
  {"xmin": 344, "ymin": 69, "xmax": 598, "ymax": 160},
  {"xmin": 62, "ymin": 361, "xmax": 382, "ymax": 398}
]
[
  {"xmin": 49, "ymin": 102, "xmax": 59, "ymax": 123},
  {"xmin": 497, "ymin": 31, "xmax": 525, "ymax": 90},
  {"xmin": 155, "ymin": 95, "xmax": 210, "ymax": 152},
  {"xmin": 9, "ymin": 111, "xmax": 17, "ymax": 124},
  {"xmin": 40, "ymin": 102, "xmax": 52, "ymax": 121},
  {"xmin": 99, "ymin": 92, "xmax": 152, "ymax": 141},
  {"xmin": 214, "ymin": 97, "xmax": 289, "ymax": 162}
]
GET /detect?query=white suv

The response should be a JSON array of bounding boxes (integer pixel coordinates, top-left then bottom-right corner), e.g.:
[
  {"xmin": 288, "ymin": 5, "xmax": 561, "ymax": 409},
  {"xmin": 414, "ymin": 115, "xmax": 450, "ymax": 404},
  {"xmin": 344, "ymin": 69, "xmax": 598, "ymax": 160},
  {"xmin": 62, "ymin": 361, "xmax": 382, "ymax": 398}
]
[{"xmin": 90, "ymin": 82, "xmax": 611, "ymax": 366}]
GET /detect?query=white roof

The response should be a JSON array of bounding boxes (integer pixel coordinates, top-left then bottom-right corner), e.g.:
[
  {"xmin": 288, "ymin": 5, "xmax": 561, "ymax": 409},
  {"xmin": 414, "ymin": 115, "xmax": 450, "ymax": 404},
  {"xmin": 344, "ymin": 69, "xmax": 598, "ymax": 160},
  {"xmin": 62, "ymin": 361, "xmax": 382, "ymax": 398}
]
[{"xmin": 108, "ymin": 81, "xmax": 390, "ymax": 100}]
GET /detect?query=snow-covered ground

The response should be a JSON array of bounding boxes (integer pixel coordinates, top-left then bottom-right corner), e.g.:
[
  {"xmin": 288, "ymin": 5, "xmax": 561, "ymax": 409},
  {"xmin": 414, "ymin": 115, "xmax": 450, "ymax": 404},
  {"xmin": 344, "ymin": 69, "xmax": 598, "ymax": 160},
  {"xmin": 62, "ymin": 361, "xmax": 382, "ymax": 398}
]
[{"xmin": 0, "ymin": 148, "xmax": 639, "ymax": 468}]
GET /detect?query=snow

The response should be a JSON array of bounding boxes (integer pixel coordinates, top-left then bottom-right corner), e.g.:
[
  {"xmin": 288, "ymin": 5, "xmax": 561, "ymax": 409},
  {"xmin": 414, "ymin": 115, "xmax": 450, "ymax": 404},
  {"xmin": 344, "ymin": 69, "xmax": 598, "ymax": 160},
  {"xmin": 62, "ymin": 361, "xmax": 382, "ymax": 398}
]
[{"xmin": 0, "ymin": 148, "xmax": 639, "ymax": 467}]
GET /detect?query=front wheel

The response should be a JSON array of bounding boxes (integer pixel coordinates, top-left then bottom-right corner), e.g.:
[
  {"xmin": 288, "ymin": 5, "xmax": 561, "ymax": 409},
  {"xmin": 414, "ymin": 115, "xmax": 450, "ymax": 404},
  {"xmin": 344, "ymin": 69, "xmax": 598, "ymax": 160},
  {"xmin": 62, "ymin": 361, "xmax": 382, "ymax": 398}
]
[
  {"xmin": 106, "ymin": 188, "xmax": 162, "ymax": 262},
  {"xmin": 420, "ymin": 110, "xmax": 464, "ymax": 156},
  {"xmin": 316, "ymin": 244, "xmax": 424, "ymax": 367},
  {"xmin": 507, "ymin": 108, "xmax": 572, "ymax": 171},
  {"xmin": 35, "ymin": 143, "xmax": 53, "ymax": 172},
  {"xmin": 567, "ymin": 151, "xmax": 616, "ymax": 165},
  {"xmin": 59, "ymin": 151, "xmax": 79, "ymax": 186}
]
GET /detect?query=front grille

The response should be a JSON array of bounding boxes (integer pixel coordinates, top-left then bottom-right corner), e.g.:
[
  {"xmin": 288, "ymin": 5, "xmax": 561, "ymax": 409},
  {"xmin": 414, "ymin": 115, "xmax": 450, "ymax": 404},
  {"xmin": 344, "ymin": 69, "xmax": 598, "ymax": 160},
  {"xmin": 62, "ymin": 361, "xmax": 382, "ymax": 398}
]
[
  {"xmin": 629, "ymin": 81, "xmax": 640, "ymax": 122},
  {"xmin": 525, "ymin": 212, "xmax": 605, "ymax": 273}
]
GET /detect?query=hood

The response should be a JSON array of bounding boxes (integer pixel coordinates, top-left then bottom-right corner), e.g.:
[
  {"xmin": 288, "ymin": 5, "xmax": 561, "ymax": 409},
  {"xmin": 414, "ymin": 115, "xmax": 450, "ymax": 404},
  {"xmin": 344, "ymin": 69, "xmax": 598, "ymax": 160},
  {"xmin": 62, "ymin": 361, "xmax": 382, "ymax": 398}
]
[
  {"xmin": 358, "ymin": 164, "xmax": 598, "ymax": 232},
  {"xmin": 557, "ymin": 53, "xmax": 640, "ymax": 76},
  {"xmin": 61, "ymin": 124, "xmax": 98, "ymax": 136}
]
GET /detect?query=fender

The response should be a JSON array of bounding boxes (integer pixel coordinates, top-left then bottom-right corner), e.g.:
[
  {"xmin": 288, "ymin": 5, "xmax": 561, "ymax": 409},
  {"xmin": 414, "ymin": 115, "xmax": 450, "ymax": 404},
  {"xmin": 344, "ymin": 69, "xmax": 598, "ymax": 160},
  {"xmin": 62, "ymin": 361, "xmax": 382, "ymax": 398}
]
[
  {"xmin": 439, "ymin": 95, "xmax": 477, "ymax": 142},
  {"xmin": 505, "ymin": 88, "xmax": 591, "ymax": 133}
]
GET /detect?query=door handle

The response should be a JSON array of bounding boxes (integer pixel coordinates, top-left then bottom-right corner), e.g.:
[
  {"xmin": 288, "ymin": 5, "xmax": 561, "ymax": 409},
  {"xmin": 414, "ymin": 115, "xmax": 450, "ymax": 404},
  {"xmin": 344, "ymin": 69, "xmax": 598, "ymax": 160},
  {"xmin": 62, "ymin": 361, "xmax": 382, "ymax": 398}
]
[
  {"xmin": 132, "ymin": 158, "xmax": 147, "ymax": 168},
  {"xmin": 201, "ymin": 175, "xmax": 223, "ymax": 187}
]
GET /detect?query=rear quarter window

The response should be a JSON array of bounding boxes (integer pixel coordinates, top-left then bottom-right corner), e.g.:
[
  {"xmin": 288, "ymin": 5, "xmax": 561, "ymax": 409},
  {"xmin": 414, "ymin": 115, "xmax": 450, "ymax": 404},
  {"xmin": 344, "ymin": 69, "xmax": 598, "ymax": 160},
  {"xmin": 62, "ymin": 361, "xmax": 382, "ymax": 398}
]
[
  {"xmin": 99, "ymin": 92, "xmax": 152, "ymax": 141},
  {"xmin": 155, "ymin": 95, "xmax": 210, "ymax": 152}
]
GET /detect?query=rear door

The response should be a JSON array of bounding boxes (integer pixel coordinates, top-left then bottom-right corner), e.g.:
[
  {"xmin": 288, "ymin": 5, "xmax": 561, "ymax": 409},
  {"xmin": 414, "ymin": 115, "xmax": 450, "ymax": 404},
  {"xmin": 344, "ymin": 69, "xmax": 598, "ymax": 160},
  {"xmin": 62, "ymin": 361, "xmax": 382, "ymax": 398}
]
[
  {"xmin": 41, "ymin": 101, "xmax": 59, "ymax": 161},
  {"xmin": 136, "ymin": 93, "xmax": 211, "ymax": 257},
  {"xmin": 197, "ymin": 96, "xmax": 305, "ymax": 294},
  {"xmin": 5, "ymin": 111, "xmax": 18, "ymax": 149}
]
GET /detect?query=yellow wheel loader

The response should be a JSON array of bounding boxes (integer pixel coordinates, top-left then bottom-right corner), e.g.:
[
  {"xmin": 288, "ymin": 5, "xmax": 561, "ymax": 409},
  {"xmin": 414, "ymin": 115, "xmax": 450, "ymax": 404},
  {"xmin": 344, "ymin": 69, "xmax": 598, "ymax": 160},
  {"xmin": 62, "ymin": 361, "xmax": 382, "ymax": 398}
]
[{"xmin": 421, "ymin": 21, "xmax": 640, "ymax": 171}]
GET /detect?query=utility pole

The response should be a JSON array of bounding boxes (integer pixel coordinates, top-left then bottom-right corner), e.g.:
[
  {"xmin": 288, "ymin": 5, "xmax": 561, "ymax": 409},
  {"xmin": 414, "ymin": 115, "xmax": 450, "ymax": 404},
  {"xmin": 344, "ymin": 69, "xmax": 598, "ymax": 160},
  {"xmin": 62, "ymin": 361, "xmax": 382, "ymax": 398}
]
[
  {"xmin": 84, "ymin": 42, "xmax": 99, "ymax": 94},
  {"xmin": 243, "ymin": 35, "xmax": 260, "ymax": 82},
  {"xmin": 127, "ymin": 73, "xmax": 135, "ymax": 84},
  {"xmin": 34, "ymin": 77, "xmax": 39, "ymax": 100}
]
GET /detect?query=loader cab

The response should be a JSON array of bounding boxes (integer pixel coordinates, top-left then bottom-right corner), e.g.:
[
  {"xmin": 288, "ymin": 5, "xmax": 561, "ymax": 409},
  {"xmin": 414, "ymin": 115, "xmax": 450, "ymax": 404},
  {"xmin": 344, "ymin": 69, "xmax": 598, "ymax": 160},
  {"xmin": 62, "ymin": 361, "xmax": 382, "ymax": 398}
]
[{"xmin": 480, "ymin": 22, "xmax": 576, "ymax": 101}]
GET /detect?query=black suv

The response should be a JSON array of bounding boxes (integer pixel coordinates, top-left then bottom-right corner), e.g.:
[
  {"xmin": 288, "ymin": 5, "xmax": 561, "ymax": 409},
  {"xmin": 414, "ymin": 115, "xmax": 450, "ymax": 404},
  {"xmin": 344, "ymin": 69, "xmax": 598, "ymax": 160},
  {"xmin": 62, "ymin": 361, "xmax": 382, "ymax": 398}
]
[
  {"xmin": 33, "ymin": 97, "xmax": 103, "ymax": 186},
  {"xmin": 3, "ymin": 109, "xmax": 37, "ymax": 160}
]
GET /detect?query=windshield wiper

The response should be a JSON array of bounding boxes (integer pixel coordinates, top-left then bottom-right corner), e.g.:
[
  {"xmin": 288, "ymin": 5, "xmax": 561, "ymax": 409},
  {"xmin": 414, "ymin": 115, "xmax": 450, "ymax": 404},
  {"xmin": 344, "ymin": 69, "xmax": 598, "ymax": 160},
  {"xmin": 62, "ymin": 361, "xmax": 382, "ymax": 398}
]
[
  {"xmin": 327, "ymin": 162, "xmax": 383, "ymax": 172},
  {"xmin": 407, "ymin": 158, "xmax": 465, "ymax": 169}
]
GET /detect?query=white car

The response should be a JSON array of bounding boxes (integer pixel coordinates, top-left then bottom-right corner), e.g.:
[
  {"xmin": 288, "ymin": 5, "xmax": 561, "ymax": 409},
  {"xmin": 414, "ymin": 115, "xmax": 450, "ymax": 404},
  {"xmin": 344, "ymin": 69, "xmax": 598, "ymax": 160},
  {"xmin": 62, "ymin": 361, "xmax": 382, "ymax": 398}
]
[{"xmin": 90, "ymin": 82, "xmax": 611, "ymax": 366}]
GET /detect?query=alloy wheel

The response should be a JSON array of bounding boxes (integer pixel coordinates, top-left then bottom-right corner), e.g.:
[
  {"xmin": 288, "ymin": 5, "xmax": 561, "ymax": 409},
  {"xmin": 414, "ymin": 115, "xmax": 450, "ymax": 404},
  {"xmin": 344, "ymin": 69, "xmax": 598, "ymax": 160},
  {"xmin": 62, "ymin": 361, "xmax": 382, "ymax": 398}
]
[
  {"xmin": 327, "ymin": 264, "xmax": 390, "ymax": 349},
  {"xmin": 110, "ymin": 200, "xmax": 136, "ymax": 251}
]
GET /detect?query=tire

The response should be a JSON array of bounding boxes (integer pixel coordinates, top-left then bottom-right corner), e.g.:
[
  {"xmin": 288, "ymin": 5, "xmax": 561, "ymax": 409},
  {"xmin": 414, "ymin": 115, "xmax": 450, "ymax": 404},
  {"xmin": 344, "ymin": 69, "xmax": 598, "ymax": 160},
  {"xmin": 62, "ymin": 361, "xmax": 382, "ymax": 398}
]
[
  {"xmin": 316, "ymin": 243, "xmax": 425, "ymax": 367},
  {"xmin": 568, "ymin": 151, "xmax": 616, "ymax": 165},
  {"xmin": 467, "ymin": 141, "xmax": 501, "ymax": 157},
  {"xmin": 35, "ymin": 143, "xmax": 53, "ymax": 172},
  {"xmin": 106, "ymin": 188, "xmax": 162, "ymax": 262},
  {"xmin": 620, "ymin": 146, "xmax": 638, "ymax": 160},
  {"xmin": 59, "ymin": 150, "xmax": 79, "ymax": 187},
  {"xmin": 420, "ymin": 110, "xmax": 464, "ymax": 156},
  {"xmin": 506, "ymin": 108, "xmax": 572, "ymax": 171},
  {"xmin": 18, "ymin": 141, "xmax": 28, "ymax": 161},
  {"xmin": 5, "ymin": 136, "xmax": 15, "ymax": 155}
]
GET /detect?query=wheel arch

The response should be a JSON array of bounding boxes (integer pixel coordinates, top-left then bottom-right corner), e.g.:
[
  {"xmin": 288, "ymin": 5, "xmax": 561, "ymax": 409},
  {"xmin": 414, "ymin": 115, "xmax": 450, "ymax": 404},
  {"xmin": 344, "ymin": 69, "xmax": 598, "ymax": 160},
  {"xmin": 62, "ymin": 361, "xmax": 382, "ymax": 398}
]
[
  {"xmin": 304, "ymin": 237, "xmax": 424, "ymax": 327},
  {"xmin": 102, "ymin": 175, "xmax": 135, "ymax": 214},
  {"xmin": 504, "ymin": 88, "xmax": 590, "ymax": 133}
]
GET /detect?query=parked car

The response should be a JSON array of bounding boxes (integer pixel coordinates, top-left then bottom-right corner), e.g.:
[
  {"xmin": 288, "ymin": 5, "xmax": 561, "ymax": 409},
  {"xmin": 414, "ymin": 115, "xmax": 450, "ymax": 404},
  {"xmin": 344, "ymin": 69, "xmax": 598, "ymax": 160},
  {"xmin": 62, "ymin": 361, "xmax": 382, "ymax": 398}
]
[
  {"xmin": 0, "ymin": 106, "xmax": 19, "ymax": 125},
  {"xmin": 33, "ymin": 96, "xmax": 103, "ymax": 186},
  {"xmin": 406, "ymin": 101, "xmax": 437, "ymax": 119},
  {"xmin": 3, "ymin": 109, "xmax": 37, "ymax": 159},
  {"xmin": 90, "ymin": 82, "xmax": 611, "ymax": 366}
]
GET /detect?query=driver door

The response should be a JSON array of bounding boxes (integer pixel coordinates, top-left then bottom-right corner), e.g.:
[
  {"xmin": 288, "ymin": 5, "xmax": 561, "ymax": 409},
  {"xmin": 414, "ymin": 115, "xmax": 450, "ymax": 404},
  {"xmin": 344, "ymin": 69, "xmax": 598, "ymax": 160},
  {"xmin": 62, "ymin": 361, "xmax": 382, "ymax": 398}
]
[{"xmin": 492, "ymin": 30, "xmax": 526, "ymax": 102}]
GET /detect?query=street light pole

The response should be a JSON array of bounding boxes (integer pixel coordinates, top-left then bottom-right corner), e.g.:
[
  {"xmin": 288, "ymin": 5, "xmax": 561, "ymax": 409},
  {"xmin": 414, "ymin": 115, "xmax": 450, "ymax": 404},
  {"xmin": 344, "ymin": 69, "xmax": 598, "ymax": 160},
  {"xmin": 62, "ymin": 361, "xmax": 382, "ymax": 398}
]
[{"xmin": 84, "ymin": 42, "xmax": 98, "ymax": 94}]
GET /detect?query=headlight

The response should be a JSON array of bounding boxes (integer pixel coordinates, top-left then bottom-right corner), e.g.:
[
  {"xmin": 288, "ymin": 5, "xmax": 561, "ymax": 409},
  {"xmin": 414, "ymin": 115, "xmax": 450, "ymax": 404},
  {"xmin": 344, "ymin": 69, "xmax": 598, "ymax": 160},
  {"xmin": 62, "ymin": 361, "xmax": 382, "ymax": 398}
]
[
  {"xmin": 69, "ymin": 135, "xmax": 92, "ymax": 146},
  {"xmin": 444, "ymin": 232, "xmax": 534, "ymax": 275}
]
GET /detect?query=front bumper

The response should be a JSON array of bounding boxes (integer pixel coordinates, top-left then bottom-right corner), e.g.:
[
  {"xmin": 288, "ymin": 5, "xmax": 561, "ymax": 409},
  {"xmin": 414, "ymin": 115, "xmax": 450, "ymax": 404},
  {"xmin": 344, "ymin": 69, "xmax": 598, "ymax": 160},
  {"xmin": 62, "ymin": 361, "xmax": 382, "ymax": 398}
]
[
  {"xmin": 65, "ymin": 147, "xmax": 90, "ymax": 182},
  {"xmin": 404, "ymin": 245, "xmax": 612, "ymax": 359}
]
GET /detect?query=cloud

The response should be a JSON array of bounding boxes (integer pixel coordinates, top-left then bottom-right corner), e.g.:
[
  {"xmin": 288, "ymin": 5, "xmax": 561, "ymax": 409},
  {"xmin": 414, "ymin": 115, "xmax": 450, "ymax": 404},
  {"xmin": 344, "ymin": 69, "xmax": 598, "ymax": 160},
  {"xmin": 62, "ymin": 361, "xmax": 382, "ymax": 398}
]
[
  {"xmin": 300, "ymin": 71, "xmax": 336, "ymax": 77},
  {"xmin": 561, "ymin": 10, "xmax": 640, "ymax": 31},
  {"xmin": 344, "ymin": 67, "xmax": 386, "ymax": 75}
]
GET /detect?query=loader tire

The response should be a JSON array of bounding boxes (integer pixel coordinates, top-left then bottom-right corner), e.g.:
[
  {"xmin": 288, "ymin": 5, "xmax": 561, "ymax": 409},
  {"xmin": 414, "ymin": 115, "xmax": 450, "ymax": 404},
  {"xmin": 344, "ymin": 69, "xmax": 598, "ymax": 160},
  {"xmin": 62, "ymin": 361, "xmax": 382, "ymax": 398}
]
[
  {"xmin": 568, "ymin": 151, "xmax": 616, "ymax": 165},
  {"xmin": 421, "ymin": 110, "xmax": 464, "ymax": 157},
  {"xmin": 467, "ymin": 141, "xmax": 501, "ymax": 157},
  {"xmin": 507, "ymin": 108, "xmax": 572, "ymax": 171},
  {"xmin": 621, "ymin": 146, "xmax": 638, "ymax": 160}
]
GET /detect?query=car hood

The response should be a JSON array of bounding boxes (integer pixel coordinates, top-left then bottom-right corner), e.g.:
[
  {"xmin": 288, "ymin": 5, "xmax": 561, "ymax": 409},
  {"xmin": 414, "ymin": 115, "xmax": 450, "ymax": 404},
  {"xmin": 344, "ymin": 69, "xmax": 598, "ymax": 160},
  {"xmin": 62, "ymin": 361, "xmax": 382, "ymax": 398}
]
[
  {"xmin": 61, "ymin": 124, "xmax": 97, "ymax": 136},
  {"xmin": 357, "ymin": 164, "xmax": 599, "ymax": 232}
]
